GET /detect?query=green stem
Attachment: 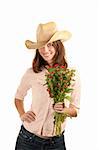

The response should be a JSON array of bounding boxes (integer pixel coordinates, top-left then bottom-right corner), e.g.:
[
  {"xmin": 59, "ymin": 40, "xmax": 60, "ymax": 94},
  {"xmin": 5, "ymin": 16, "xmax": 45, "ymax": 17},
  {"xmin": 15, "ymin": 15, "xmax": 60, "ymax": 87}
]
[{"xmin": 55, "ymin": 113, "xmax": 62, "ymax": 136}]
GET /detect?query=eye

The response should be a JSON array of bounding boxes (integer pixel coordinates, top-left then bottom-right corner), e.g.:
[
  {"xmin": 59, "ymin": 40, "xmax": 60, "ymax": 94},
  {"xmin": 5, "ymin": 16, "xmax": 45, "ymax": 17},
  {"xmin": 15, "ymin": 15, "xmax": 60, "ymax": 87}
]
[{"xmin": 47, "ymin": 43, "xmax": 53, "ymax": 47}]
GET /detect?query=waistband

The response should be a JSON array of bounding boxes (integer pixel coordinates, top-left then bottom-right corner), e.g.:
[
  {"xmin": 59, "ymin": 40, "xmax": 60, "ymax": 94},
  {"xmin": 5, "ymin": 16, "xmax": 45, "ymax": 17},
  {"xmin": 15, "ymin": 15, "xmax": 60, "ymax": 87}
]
[{"xmin": 20, "ymin": 124, "xmax": 65, "ymax": 143}]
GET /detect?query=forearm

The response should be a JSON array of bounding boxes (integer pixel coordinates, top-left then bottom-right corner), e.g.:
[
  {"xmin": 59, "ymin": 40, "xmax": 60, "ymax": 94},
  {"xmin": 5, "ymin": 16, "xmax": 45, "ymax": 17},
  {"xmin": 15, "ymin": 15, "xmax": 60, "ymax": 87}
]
[{"xmin": 14, "ymin": 98, "xmax": 25, "ymax": 117}]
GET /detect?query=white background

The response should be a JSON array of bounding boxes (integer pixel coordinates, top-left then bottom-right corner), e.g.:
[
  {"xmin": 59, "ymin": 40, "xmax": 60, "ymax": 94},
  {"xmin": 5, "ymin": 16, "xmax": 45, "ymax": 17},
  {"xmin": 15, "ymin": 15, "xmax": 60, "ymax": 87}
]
[{"xmin": 0, "ymin": 0, "xmax": 98, "ymax": 150}]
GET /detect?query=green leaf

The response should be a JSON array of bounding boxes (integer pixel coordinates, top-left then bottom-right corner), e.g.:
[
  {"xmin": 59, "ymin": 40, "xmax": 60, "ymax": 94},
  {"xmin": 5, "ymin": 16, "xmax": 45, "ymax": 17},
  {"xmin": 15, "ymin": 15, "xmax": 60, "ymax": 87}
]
[
  {"xmin": 65, "ymin": 88, "xmax": 73, "ymax": 93},
  {"xmin": 65, "ymin": 95, "xmax": 71, "ymax": 101},
  {"xmin": 48, "ymin": 68, "xmax": 55, "ymax": 72}
]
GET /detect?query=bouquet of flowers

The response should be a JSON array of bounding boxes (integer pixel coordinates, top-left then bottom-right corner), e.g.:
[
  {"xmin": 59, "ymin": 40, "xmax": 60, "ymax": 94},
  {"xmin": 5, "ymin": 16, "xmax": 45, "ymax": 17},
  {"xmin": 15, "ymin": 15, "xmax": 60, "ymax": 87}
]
[{"xmin": 43, "ymin": 64, "xmax": 76, "ymax": 136}]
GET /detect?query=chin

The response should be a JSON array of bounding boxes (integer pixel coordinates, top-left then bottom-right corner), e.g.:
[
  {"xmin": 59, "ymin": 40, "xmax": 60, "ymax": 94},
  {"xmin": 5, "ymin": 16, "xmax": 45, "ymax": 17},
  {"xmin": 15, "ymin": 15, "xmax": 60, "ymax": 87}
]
[
  {"xmin": 46, "ymin": 59, "xmax": 52, "ymax": 63},
  {"xmin": 44, "ymin": 57, "xmax": 52, "ymax": 61}
]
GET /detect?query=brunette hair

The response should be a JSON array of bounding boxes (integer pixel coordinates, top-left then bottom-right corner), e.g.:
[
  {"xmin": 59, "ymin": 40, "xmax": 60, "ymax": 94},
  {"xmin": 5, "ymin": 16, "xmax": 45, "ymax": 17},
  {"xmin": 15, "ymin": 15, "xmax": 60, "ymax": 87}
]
[{"xmin": 32, "ymin": 40, "xmax": 68, "ymax": 73}]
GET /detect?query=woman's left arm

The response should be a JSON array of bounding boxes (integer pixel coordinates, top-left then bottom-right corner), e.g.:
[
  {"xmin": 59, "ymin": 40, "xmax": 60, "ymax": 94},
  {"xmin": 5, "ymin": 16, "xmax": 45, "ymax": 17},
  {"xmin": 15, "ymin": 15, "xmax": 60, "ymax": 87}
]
[{"xmin": 53, "ymin": 69, "xmax": 81, "ymax": 117}]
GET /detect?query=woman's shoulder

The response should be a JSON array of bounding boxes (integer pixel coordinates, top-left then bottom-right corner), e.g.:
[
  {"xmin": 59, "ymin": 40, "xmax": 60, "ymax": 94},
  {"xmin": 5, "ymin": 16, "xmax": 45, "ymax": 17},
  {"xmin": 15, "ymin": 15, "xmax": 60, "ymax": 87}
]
[
  {"xmin": 23, "ymin": 67, "xmax": 35, "ymax": 77},
  {"xmin": 26, "ymin": 67, "xmax": 33, "ymax": 72}
]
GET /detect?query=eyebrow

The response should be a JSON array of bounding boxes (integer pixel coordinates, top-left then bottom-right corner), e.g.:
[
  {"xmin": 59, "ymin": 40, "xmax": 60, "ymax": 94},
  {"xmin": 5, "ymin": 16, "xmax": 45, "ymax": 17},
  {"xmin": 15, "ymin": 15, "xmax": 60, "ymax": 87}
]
[{"xmin": 47, "ymin": 43, "xmax": 52, "ymax": 46}]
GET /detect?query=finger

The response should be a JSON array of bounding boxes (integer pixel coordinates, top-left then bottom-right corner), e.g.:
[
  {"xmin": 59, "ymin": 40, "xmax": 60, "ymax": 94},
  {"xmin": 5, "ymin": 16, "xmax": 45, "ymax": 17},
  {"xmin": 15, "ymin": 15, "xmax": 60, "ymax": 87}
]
[
  {"xmin": 26, "ymin": 113, "xmax": 35, "ymax": 120},
  {"xmin": 55, "ymin": 105, "xmax": 63, "ymax": 108},
  {"xmin": 25, "ymin": 117, "xmax": 33, "ymax": 123},
  {"xmin": 25, "ymin": 115, "xmax": 35, "ymax": 122},
  {"xmin": 54, "ymin": 110, "xmax": 63, "ymax": 113},
  {"xmin": 26, "ymin": 113, "xmax": 35, "ymax": 121},
  {"xmin": 54, "ymin": 104, "xmax": 63, "ymax": 108},
  {"xmin": 54, "ymin": 107, "xmax": 63, "ymax": 111},
  {"xmin": 56, "ymin": 102, "xmax": 64, "ymax": 104},
  {"xmin": 27, "ymin": 111, "xmax": 36, "ymax": 117},
  {"xmin": 27, "ymin": 111, "xmax": 36, "ymax": 116}
]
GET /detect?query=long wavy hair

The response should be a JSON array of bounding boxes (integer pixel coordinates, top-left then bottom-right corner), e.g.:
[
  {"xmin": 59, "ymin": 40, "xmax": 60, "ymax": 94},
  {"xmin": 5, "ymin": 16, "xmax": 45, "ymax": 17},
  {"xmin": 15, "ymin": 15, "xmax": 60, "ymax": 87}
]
[{"xmin": 32, "ymin": 40, "xmax": 68, "ymax": 73}]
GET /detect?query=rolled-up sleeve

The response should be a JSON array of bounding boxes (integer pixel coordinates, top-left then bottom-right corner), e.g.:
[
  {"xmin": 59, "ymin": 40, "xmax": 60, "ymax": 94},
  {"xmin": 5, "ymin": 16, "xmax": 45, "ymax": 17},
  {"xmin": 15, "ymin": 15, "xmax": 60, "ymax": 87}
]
[
  {"xmin": 15, "ymin": 68, "xmax": 32, "ymax": 100},
  {"xmin": 69, "ymin": 69, "xmax": 81, "ymax": 113}
]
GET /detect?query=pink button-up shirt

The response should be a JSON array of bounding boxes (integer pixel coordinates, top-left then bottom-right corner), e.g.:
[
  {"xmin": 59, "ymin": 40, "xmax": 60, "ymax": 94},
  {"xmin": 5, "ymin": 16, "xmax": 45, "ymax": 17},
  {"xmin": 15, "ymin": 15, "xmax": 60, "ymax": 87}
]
[{"xmin": 15, "ymin": 67, "xmax": 81, "ymax": 137}]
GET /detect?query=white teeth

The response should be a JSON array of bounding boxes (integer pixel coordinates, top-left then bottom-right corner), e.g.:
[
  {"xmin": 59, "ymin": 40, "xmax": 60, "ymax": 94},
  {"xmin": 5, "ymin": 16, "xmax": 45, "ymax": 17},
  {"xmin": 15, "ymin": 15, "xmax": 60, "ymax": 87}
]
[
  {"xmin": 43, "ymin": 53, "xmax": 52, "ymax": 57},
  {"xmin": 44, "ymin": 54, "xmax": 50, "ymax": 56}
]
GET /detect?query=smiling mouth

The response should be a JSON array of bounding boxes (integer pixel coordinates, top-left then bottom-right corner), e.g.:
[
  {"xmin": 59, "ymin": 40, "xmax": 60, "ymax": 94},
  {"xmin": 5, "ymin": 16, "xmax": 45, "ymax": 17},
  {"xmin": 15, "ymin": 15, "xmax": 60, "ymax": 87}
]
[
  {"xmin": 43, "ymin": 53, "xmax": 52, "ymax": 57},
  {"xmin": 43, "ymin": 54, "xmax": 50, "ymax": 57},
  {"xmin": 44, "ymin": 55, "xmax": 49, "ymax": 57}
]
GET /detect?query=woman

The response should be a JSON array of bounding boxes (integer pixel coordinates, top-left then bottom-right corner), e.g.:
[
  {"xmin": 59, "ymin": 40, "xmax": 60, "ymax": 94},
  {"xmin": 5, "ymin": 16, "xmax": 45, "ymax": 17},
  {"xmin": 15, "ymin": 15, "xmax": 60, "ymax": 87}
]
[{"xmin": 14, "ymin": 22, "xmax": 81, "ymax": 150}]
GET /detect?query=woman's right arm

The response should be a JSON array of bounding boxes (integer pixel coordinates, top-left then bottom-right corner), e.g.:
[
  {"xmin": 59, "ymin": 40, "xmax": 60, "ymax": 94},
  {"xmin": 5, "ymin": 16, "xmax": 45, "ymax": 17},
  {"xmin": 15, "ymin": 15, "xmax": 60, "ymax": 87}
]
[
  {"xmin": 14, "ymin": 69, "xmax": 36, "ymax": 123},
  {"xmin": 14, "ymin": 98, "xmax": 36, "ymax": 123},
  {"xmin": 14, "ymin": 98, "xmax": 25, "ymax": 117}
]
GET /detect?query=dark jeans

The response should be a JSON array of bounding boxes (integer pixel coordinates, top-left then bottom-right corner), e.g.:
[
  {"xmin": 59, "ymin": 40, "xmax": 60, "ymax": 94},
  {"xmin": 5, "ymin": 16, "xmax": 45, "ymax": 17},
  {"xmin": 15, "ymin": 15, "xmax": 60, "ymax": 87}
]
[{"xmin": 15, "ymin": 125, "xmax": 66, "ymax": 150}]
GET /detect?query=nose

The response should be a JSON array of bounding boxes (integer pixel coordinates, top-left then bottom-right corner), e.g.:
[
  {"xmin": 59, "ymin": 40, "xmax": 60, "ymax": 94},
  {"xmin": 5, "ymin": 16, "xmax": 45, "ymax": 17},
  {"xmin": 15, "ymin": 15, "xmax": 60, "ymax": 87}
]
[{"xmin": 43, "ymin": 45, "xmax": 49, "ymax": 53}]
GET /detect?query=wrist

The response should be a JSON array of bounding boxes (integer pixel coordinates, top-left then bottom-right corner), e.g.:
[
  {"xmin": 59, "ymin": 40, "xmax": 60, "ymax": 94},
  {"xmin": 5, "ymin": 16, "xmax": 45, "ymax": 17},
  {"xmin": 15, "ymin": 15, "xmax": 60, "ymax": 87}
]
[
  {"xmin": 64, "ymin": 107, "xmax": 71, "ymax": 117},
  {"xmin": 19, "ymin": 111, "xmax": 25, "ymax": 118}
]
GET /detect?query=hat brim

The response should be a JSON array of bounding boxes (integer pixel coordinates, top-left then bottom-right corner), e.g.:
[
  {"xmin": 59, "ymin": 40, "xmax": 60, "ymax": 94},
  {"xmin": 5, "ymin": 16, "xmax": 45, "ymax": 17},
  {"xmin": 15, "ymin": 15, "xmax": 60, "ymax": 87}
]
[{"xmin": 25, "ymin": 30, "xmax": 72, "ymax": 49}]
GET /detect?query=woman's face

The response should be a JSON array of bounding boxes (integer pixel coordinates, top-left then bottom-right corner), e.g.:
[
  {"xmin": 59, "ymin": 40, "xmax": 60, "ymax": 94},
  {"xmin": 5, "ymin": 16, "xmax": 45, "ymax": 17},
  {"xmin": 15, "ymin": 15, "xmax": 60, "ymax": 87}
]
[{"xmin": 38, "ymin": 42, "xmax": 56, "ymax": 65}]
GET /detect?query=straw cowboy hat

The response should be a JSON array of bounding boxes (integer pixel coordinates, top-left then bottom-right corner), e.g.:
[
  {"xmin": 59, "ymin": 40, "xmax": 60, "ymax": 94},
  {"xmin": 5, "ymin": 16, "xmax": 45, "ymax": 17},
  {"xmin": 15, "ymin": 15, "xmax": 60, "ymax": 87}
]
[{"xmin": 25, "ymin": 22, "xmax": 72, "ymax": 49}]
